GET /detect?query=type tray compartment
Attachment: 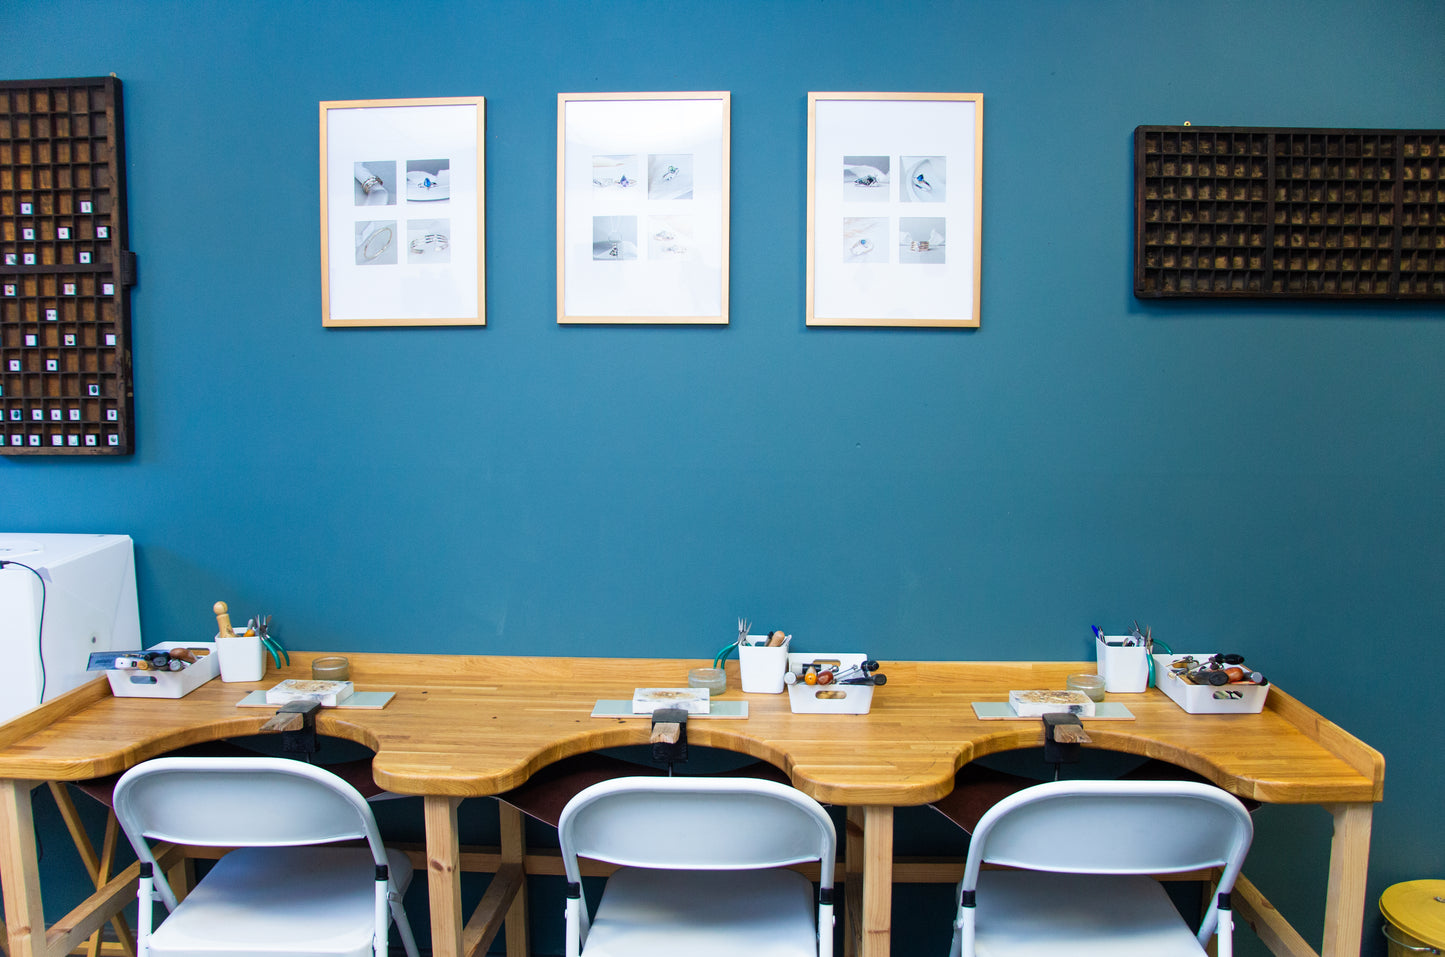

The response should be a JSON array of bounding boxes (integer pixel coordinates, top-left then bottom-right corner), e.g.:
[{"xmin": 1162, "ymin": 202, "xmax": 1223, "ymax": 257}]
[
  {"xmin": 1135, "ymin": 125, "xmax": 1445, "ymax": 300},
  {"xmin": 1, "ymin": 76, "xmax": 136, "ymax": 454},
  {"xmin": 106, "ymin": 641, "xmax": 218, "ymax": 699},
  {"xmin": 1153, "ymin": 652, "xmax": 1269, "ymax": 714}
]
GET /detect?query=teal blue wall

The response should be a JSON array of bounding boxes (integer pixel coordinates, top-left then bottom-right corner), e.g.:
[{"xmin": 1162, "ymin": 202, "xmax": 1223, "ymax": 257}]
[{"xmin": 5, "ymin": 2, "xmax": 1443, "ymax": 954}]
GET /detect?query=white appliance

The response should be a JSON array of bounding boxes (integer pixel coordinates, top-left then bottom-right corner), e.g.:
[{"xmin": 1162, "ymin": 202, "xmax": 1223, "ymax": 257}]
[{"xmin": 0, "ymin": 533, "xmax": 140, "ymax": 724}]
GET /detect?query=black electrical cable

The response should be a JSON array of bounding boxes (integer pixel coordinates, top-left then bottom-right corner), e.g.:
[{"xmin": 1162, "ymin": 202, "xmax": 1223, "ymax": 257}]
[{"xmin": 1, "ymin": 560, "xmax": 48, "ymax": 702}]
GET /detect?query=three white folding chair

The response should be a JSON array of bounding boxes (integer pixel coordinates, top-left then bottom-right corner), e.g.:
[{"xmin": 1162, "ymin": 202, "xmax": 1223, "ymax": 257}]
[
  {"xmin": 110, "ymin": 761, "xmax": 1250, "ymax": 957},
  {"xmin": 111, "ymin": 757, "xmax": 419, "ymax": 957}
]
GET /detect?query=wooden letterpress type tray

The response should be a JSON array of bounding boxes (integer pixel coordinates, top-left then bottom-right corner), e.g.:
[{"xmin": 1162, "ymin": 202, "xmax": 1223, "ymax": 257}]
[
  {"xmin": 1136, "ymin": 125, "xmax": 1445, "ymax": 300},
  {"xmin": 1, "ymin": 76, "xmax": 135, "ymax": 454}
]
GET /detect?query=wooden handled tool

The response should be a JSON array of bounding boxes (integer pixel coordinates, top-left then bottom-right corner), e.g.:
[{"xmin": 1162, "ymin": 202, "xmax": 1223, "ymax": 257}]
[
  {"xmin": 214, "ymin": 601, "xmax": 235, "ymax": 638},
  {"xmin": 1051, "ymin": 722, "xmax": 1092, "ymax": 744},
  {"xmin": 650, "ymin": 722, "xmax": 682, "ymax": 745}
]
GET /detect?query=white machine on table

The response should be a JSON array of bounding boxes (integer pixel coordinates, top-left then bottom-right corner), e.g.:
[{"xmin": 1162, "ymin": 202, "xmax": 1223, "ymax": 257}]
[{"xmin": 0, "ymin": 533, "xmax": 140, "ymax": 724}]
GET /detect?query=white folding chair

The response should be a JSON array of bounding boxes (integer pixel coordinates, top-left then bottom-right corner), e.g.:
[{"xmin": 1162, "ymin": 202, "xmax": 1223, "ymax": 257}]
[
  {"xmin": 111, "ymin": 757, "xmax": 419, "ymax": 957},
  {"xmin": 558, "ymin": 776, "xmax": 836, "ymax": 957},
  {"xmin": 951, "ymin": 779, "xmax": 1253, "ymax": 957}
]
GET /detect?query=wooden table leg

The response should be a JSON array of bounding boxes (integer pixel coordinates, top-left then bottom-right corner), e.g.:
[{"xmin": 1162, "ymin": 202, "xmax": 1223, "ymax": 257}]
[
  {"xmin": 425, "ymin": 794, "xmax": 464, "ymax": 957},
  {"xmin": 1321, "ymin": 802, "xmax": 1373, "ymax": 957},
  {"xmin": 861, "ymin": 805, "xmax": 893, "ymax": 957},
  {"xmin": 498, "ymin": 801, "xmax": 529, "ymax": 957},
  {"xmin": 46, "ymin": 783, "xmax": 135, "ymax": 957},
  {"xmin": 0, "ymin": 780, "xmax": 47, "ymax": 957},
  {"xmin": 844, "ymin": 808, "xmax": 863, "ymax": 957}
]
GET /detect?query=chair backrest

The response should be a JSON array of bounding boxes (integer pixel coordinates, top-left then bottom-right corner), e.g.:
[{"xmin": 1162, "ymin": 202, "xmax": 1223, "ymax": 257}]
[
  {"xmin": 112, "ymin": 756, "xmax": 387, "ymax": 859},
  {"xmin": 962, "ymin": 779, "xmax": 1252, "ymax": 885},
  {"xmin": 557, "ymin": 776, "xmax": 836, "ymax": 886},
  {"xmin": 960, "ymin": 779, "xmax": 1253, "ymax": 946}
]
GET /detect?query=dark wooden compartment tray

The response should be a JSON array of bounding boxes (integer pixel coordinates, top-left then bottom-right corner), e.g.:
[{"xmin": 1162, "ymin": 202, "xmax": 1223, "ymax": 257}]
[
  {"xmin": 1135, "ymin": 125, "xmax": 1445, "ymax": 300},
  {"xmin": 2, "ymin": 76, "xmax": 135, "ymax": 454}
]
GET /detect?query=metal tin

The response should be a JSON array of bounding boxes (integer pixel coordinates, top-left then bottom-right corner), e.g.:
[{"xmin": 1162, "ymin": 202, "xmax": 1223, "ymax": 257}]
[{"xmin": 1381, "ymin": 880, "xmax": 1445, "ymax": 955}]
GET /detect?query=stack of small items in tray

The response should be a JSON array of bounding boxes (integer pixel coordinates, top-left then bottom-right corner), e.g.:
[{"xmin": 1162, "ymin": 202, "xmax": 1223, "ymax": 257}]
[
  {"xmin": 1155, "ymin": 652, "xmax": 1270, "ymax": 714},
  {"xmin": 93, "ymin": 641, "xmax": 221, "ymax": 699},
  {"xmin": 784, "ymin": 654, "xmax": 884, "ymax": 714},
  {"xmin": 1169, "ymin": 653, "xmax": 1267, "ymax": 688}
]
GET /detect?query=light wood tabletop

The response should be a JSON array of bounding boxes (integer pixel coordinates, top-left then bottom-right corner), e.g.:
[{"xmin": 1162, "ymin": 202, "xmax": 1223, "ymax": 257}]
[{"xmin": 0, "ymin": 653, "xmax": 1383, "ymax": 957}]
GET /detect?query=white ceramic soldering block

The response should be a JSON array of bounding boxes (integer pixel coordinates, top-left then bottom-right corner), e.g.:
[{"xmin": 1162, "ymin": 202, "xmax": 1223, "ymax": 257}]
[
  {"xmin": 1154, "ymin": 654, "xmax": 1270, "ymax": 714},
  {"xmin": 106, "ymin": 642, "xmax": 219, "ymax": 699},
  {"xmin": 632, "ymin": 687, "xmax": 711, "ymax": 714},
  {"xmin": 1008, "ymin": 689, "xmax": 1097, "ymax": 717},
  {"xmin": 265, "ymin": 679, "xmax": 355, "ymax": 707}
]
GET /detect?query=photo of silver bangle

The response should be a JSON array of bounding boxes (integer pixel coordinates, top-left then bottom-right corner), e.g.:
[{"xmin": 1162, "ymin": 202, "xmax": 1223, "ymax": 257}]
[
  {"xmin": 362, "ymin": 226, "xmax": 393, "ymax": 260},
  {"xmin": 410, "ymin": 233, "xmax": 450, "ymax": 254},
  {"xmin": 356, "ymin": 221, "xmax": 396, "ymax": 264}
]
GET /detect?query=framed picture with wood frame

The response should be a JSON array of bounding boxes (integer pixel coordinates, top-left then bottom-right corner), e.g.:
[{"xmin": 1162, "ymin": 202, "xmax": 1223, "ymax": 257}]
[
  {"xmin": 319, "ymin": 96, "xmax": 485, "ymax": 327},
  {"xmin": 807, "ymin": 92, "xmax": 983, "ymax": 328},
  {"xmin": 557, "ymin": 91, "xmax": 730, "ymax": 324}
]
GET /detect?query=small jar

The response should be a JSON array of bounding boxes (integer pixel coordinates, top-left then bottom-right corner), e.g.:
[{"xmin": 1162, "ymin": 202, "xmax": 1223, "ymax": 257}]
[
  {"xmin": 687, "ymin": 667, "xmax": 727, "ymax": 695},
  {"xmin": 1066, "ymin": 673, "xmax": 1106, "ymax": 702},
  {"xmin": 312, "ymin": 655, "xmax": 351, "ymax": 681}
]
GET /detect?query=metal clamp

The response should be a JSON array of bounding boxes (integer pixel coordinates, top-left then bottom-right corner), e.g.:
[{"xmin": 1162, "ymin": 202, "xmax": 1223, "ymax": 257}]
[
  {"xmin": 650, "ymin": 707, "xmax": 688, "ymax": 766},
  {"xmin": 260, "ymin": 699, "xmax": 320, "ymax": 755},
  {"xmin": 1042, "ymin": 713, "xmax": 1091, "ymax": 765}
]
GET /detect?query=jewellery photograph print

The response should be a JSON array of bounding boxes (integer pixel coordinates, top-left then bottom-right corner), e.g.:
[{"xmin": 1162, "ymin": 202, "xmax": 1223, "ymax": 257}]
[
  {"xmin": 557, "ymin": 91, "xmax": 730, "ymax": 324},
  {"xmin": 807, "ymin": 91, "xmax": 983, "ymax": 328},
  {"xmin": 320, "ymin": 96, "xmax": 484, "ymax": 327}
]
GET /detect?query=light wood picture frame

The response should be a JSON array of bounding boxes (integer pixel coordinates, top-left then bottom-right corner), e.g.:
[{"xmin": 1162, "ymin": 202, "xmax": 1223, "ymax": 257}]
[
  {"xmin": 320, "ymin": 96, "xmax": 485, "ymax": 327},
  {"xmin": 557, "ymin": 91, "xmax": 730, "ymax": 324},
  {"xmin": 807, "ymin": 92, "xmax": 983, "ymax": 328}
]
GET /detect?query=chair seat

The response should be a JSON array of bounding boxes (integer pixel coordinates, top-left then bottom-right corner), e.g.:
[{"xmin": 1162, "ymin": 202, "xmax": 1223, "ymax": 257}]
[
  {"xmin": 146, "ymin": 845, "xmax": 411, "ymax": 957},
  {"xmin": 970, "ymin": 870, "xmax": 1208, "ymax": 957},
  {"xmin": 581, "ymin": 866, "xmax": 817, "ymax": 957}
]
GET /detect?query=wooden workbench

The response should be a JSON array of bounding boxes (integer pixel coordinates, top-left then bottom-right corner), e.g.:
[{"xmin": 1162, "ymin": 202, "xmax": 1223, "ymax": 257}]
[{"xmin": 0, "ymin": 654, "xmax": 1383, "ymax": 957}]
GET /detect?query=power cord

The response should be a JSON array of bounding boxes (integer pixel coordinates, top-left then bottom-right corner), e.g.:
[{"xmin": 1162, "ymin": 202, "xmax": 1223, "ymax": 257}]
[{"xmin": 0, "ymin": 560, "xmax": 48, "ymax": 702}]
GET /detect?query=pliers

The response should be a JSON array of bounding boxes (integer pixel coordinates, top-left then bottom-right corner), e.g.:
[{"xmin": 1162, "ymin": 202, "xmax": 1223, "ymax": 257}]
[{"xmin": 251, "ymin": 614, "xmax": 289, "ymax": 668}]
